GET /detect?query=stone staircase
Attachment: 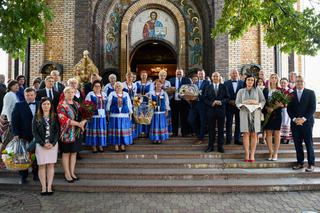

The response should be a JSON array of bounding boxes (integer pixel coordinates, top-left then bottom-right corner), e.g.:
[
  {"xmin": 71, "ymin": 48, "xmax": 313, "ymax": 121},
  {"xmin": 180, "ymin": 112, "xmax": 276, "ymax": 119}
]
[{"xmin": 0, "ymin": 137, "xmax": 320, "ymax": 193}]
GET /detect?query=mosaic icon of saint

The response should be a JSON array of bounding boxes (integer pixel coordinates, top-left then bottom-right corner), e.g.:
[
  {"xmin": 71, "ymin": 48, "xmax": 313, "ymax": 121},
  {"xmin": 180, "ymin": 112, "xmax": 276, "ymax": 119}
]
[{"xmin": 143, "ymin": 11, "xmax": 165, "ymax": 39}]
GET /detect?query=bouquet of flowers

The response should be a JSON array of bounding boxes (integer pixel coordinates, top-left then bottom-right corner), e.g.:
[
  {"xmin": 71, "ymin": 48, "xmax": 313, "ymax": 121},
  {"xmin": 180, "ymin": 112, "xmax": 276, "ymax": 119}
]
[
  {"xmin": 133, "ymin": 96, "xmax": 143, "ymax": 107},
  {"xmin": 263, "ymin": 90, "xmax": 293, "ymax": 127},
  {"xmin": 178, "ymin": 84, "xmax": 199, "ymax": 101},
  {"xmin": 79, "ymin": 100, "xmax": 97, "ymax": 120},
  {"xmin": 1, "ymin": 139, "xmax": 33, "ymax": 171}
]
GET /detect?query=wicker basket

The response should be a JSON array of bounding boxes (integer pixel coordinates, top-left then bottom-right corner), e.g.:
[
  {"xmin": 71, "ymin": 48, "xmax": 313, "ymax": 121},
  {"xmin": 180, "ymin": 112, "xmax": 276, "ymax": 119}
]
[
  {"xmin": 178, "ymin": 84, "xmax": 199, "ymax": 101},
  {"xmin": 2, "ymin": 154, "xmax": 31, "ymax": 171},
  {"xmin": 133, "ymin": 96, "xmax": 154, "ymax": 125}
]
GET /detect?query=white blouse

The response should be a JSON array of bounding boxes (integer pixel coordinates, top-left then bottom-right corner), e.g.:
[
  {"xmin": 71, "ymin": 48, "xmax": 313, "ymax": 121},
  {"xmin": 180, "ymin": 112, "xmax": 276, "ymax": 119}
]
[{"xmin": 1, "ymin": 91, "xmax": 19, "ymax": 122}]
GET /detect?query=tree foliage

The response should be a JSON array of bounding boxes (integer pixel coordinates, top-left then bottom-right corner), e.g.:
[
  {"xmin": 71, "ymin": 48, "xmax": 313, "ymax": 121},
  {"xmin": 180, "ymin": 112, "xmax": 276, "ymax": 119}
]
[
  {"xmin": 211, "ymin": 0, "xmax": 320, "ymax": 56},
  {"xmin": 0, "ymin": 0, "xmax": 53, "ymax": 60}
]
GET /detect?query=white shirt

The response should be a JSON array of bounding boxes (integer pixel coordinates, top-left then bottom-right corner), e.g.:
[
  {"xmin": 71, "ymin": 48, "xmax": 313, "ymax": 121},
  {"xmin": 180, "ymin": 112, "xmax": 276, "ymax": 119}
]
[
  {"xmin": 45, "ymin": 88, "xmax": 54, "ymax": 99},
  {"xmin": 232, "ymin": 81, "xmax": 238, "ymax": 93},
  {"xmin": 175, "ymin": 77, "xmax": 182, "ymax": 101},
  {"xmin": 28, "ymin": 102, "xmax": 36, "ymax": 116},
  {"xmin": 297, "ymin": 89, "xmax": 304, "ymax": 101}
]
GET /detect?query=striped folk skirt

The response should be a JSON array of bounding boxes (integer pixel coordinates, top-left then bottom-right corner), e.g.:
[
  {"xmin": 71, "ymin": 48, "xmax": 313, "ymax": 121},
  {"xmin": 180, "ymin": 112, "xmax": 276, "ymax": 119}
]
[
  {"xmin": 280, "ymin": 108, "xmax": 292, "ymax": 140},
  {"xmin": 149, "ymin": 112, "xmax": 169, "ymax": 142},
  {"xmin": 85, "ymin": 116, "xmax": 108, "ymax": 147},
  {"xmin": 108, "ymin": 113, "xmax": 133, "ymax": 146}
]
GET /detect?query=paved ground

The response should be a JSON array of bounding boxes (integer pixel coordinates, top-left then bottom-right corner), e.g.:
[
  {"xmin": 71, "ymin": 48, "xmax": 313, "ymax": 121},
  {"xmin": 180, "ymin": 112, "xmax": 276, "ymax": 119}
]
[{"xmin": 0, "ymin": 190, "xmax": 319, "ymax": 213}]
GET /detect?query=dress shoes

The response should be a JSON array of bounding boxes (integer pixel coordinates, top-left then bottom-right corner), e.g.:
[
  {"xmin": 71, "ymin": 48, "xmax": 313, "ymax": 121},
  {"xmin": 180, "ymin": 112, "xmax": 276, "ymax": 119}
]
[
  {"xmin": 292, "ymin": 164, "xmax": 304, "ymax": 170},
  {"xmin": 217, "ymin": 147, "xmax": 224, "ymax": 153},
  {"xmin": 234, "ymin": 141, "xmax": 243, "ymax": 145},
  {"xmin": 205, "ymin": 147, "xmax": 214, "ymax": 152},
  {"xmin": 305, "ymin": 165, "xmax": 315, "ymax": 172}
]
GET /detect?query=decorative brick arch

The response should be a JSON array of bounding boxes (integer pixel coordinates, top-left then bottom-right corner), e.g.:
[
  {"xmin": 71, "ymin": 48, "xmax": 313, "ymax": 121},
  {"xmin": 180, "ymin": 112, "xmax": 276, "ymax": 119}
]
[{"xmin": 120, "ymin": 0, "xmax": 186, "ymax": 79}]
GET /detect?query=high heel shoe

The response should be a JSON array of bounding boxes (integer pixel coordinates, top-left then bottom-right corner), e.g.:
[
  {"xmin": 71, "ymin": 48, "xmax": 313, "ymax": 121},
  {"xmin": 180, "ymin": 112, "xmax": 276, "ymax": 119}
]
[
  {"xmin": 272, "ymin": 153, "xmax": 278, "ymax": 161},
  {"xmin": 72, "ymin": 176, "xmax": 80, "ymax": 181},
  {"xmin": 244, "ymin": 159, "xmax": 250, "ymax": 162},
  {"xmin": 64, "ymin": 177, "xmax": 74, "ymax": 183},
  {"xmin": 249, "ymin": 159, "xmax": 255, "ymax": 163}
]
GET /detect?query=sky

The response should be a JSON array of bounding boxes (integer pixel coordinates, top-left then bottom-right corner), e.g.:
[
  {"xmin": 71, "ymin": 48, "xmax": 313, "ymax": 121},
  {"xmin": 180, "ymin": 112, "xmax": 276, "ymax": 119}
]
[{"xmin": 0, "ymin": 49, "xmax": 8, "ymax": 77}]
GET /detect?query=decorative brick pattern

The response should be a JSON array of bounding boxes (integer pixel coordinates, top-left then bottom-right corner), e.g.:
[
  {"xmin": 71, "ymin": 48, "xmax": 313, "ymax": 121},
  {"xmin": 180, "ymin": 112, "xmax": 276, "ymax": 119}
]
[{"xmin": 260, "ymin": 28, "xmax": 275, "ymax": 78}]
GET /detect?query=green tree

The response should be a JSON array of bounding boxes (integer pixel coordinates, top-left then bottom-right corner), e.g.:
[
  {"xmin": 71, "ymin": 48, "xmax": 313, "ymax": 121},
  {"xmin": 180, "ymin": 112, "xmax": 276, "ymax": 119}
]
[
  {"xmin": 211, "ymin": 0, "xmax": 320, "ymax": 56},
  {"xmin": 0, "ymin": 0, "xmax": 52, "ymax": 60}
]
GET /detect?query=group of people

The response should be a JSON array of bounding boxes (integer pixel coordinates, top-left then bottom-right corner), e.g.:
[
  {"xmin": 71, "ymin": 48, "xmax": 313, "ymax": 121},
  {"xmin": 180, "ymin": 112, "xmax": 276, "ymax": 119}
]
[{"xmin": 0, "ymin": 67, "xmax": 316, "ymax": 195}]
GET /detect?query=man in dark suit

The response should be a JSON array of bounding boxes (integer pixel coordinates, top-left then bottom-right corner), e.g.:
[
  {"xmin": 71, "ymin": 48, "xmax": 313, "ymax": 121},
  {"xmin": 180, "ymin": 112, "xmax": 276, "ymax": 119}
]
[
  {"xmin": 188, "ymin": 69, "xmax": 210, "ymax": 144},
  {"xmin": 169, "ymin": 69, "xmax": 192, "ymax": 136},
  {"xmin": 12, "ymin": 87, "xmax": 39, "ymax": 184},
  {"xmin": 204, "ymin": 72, "xmax": 229, "ymax": 153},
  {"xmin": 287, "ymin": 76, "xmax": 316, "ymax": 172},
  {"xmin": 39, "ymin": 70, "xmax": 65, "ymax": 94},
  {"xmin": 37, "ymin": 76, "xmax": 60, "ymax": 111},
  {"xmin": 224, "ymin": 69, "xmax": 244, "ymax": 145}
]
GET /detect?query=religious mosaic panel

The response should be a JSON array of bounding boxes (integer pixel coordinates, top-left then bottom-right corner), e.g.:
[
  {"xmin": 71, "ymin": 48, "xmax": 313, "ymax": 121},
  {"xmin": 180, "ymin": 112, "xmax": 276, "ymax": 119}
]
[
  {"xmin": 104, "ymin": 0, "xmax": 203, "ymax": 70},
  {"xmin": 130, "ymin": 9, "xmax": 177, "ymax": 46}
]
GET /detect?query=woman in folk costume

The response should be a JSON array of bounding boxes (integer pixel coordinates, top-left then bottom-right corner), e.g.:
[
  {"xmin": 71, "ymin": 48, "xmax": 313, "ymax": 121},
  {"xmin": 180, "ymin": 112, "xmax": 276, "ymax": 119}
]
[
  {"xmin": 85, "ymin": 80, "xmax": 107, "ymax": 153},
  {"xmin": 280, "ymin": 77, "xmax": 293, "ymax": 144},
  {"xmin": 135, "ymin": 70, "xmax": 152, "ymax": 137},
  {"xmin": 107, "ymin": 82, "xmax": 133, "ymax": 152},
  {"xmin": 149, "ymin": 80, "xmax": 170, "ymax": 144},
  {"xmin": 104, "ymin": 74, "xmax": 117, "ymax": 97},
  {"xmin": 57, "ymin": 87, "xmax": 87, "ymax": 183},
  {"xmin": 122, "ymin": 72, "xmax": 137, "ymax": 139},
  {"xmin": 153, "ymin": 70, "xmax": 173, "ymax": 135}
]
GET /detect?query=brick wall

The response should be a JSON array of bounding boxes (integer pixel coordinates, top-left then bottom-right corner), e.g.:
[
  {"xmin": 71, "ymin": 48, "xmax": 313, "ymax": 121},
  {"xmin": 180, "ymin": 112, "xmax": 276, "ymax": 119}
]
[{"xmin": 241, "ymin": 26, "xmax": 260, "ymax": 65}]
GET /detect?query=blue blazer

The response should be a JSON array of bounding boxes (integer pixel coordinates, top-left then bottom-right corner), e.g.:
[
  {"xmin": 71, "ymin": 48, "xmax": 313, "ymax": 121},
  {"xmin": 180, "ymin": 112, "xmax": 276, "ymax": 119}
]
[
  {"xmin": 224, "ymin": 80, "xmax": 244, "ymax": 101},
  {"xmin": 168, "ymin": 77, "xmax": 191, "ymax": 90},
  {"xmin": 11, "ymin": 101, "xmax": 39, "ymax": 141},
  {"xmin": 287, "ymin": 88, "xmax": 316, "ymax": 127}
]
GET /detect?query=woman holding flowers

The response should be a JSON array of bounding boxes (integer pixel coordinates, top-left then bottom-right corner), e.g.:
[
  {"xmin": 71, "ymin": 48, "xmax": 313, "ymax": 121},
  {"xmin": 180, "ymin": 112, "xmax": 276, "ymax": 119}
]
[
  {"xmin": 85, "ymin": 80, "xmax": 107, "ymax": 153},
  {"xmin": 135, "ymin": 70, "xmax": 152, "ymax": 137},
  {"xmin": 107, "ymin": 82, "xmax": 133, "ymax": 152},
  {"xmin": 236, "ymin": 75, "xmax": 265, "ymax": 162},
  {"xmin": 262, "ymin": 74, "xmax": 284, "ymax": 161},
  {"xmin": 149, "ymin": 80, "xmax": 170, "ymax": 144},
  {"xmin": 58, "ymin": 87, "xmax": 87, "ymax": 183},
  {"xmin": 157, "ymin": 70, "xmax": 173, "ymax": 135}
]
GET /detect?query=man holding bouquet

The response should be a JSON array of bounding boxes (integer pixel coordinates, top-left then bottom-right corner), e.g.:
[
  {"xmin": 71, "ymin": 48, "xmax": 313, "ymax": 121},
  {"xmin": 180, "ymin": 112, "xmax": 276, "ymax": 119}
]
[{"xmin": 287, "ymin": 76, "xmax": 316, "ymax": 172}]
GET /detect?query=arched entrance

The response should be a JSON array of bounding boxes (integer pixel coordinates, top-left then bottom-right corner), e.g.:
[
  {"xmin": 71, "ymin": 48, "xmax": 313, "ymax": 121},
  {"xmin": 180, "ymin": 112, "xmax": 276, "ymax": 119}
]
[{"xmin": 130, "ymin": 40, "xmax": 177, "ymax": 79}]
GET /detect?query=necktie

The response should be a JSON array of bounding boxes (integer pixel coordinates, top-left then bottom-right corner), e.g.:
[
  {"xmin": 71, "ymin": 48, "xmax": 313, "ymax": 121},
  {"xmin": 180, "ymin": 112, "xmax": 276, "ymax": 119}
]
[
  {"xmin": 214, "ymin": 84, "xmax": 218, "ymax": 96},
  {"xmin": 178, "ymin": 78, "xmax": 181, "ymax": 89},
  {"xmin": 297, "ymin": 90, "xmax": 302, "ymax": 102},
  {"xmin": 55, "ymin": 82, "xmax": 59, "ymax": 92},
  {"xmin": 49, "ymin": 89, "xmax": 53, "ymax": 100}
]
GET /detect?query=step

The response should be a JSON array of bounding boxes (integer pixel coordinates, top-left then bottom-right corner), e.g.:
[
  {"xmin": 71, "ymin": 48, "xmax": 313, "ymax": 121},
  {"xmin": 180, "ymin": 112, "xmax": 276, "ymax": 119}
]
[
  {"xmin": 59, "ymin": 158, "xmax": 320, "ymax": 169},
  {"xmin": 78, "ymin": 150, "xmax": 320, "ymax": 159},
  {"xmin": 82, "ymin": 143, "xmax": 320, "ymax": 151},
  {"xmin": 1, "ymin": 176, "xmax": 320, "ymax": 193},
  {"xmin": 2, "ymin": 167, "xmax": 319, "ymax": 180}
]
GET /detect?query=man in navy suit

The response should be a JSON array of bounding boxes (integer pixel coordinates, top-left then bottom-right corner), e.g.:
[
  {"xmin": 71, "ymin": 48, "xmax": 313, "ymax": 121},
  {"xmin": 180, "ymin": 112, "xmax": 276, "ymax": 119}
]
[
  {"xmin": 204, "ymin": 72, "xmax": 230, "ymax": 153},
  {"xmin": 12, "ymin": 87, "xmax": 39, "ymax": 184},
  {"xmin": 37, "ymin": 76, "xmax": 60, "ymax": 111},
  {"xmin": 169, "ymin": 69, "xmax": 192, "ymax": 136},
  {"xmin": 224, "ymin": 69, "xmax": 244, "ymax": 145},
  {"xmin": 188, "ymin": 69, "xmax": 210, "ymax": 144},
  {"xmin": 287, "ymin": 76, "xmax": 316, "ymax": 172}
]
